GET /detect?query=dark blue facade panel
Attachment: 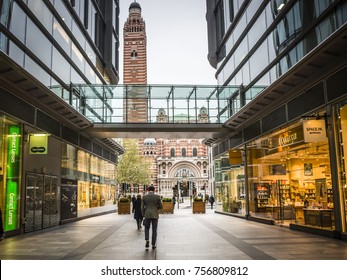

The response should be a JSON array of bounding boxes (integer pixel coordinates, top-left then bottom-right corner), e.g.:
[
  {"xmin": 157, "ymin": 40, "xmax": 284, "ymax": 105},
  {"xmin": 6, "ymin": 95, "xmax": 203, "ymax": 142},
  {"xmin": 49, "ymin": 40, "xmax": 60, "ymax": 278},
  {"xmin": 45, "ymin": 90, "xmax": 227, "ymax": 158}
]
[
  {"xmin": 62, "ymin": 125, "xmax": 79, "ymax": 145},
  {"xmin": 262, "ymin": 105, "xmax": 286, "ymax": 133},
  {"xmin": 79, "ymin": 135, "xmax": 93, "ymax": 152},
  {"xmin": 244, "ymin": 121, "xmax": 261, "ymax": 142},
  {"xmin": 287, "ymin": 82, "xmax": 325, "ymax": 120},
  {"xmin": 103, "ymin": 149, "xmax": 110, "ymax": 161},
  {"xmin": 326, "ymin": 66, "xmax": 347, "ymax": 102},
  {"xmin": 36, "ymin": 110, "xmax": 61, "ymax": 136},
  {"xmin": 0, "ymin": 90, "xmax": 35, "ymax": 124},
  {"xmin": 93, "ymin": 142, "xmax": 103, "ymax": 157},
  {"xmin": 229, "ymin": 132, "xmax": 243, "ymax": 148}
]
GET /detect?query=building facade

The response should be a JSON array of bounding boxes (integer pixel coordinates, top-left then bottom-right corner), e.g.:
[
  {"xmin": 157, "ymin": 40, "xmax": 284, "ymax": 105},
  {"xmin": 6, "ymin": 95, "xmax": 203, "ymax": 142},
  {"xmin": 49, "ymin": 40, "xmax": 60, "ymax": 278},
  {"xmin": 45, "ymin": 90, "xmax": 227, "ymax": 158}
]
[
  {"xmin": 206, "ymin": 0, "xmax": 347, "ymax": 239},
  {"xmin": 122, "ymin": 2, "xmax": 210, "ymax": 198},
  {"xmin": 140, "ymin": 137, "xmax": 209, "ymax": 199},
  {"xmin": 0, "ymin": 0, "xmax": 123, "ymax": 236}
]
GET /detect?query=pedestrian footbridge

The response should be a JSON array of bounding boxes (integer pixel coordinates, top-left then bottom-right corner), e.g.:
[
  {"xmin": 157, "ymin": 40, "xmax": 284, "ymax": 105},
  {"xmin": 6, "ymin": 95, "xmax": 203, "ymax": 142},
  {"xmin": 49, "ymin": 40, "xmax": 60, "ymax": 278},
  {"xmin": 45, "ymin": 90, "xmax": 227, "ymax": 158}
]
[{"xmin": 50, "ymin": 84, "xmax": 237, "ymax": 139}]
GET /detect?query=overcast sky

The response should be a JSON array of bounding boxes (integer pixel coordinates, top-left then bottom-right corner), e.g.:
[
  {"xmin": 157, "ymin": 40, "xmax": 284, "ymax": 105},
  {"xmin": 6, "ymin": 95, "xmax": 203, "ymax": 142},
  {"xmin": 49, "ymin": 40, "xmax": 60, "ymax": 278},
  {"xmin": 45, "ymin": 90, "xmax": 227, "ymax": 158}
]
[{"xmin": 119, "ymin": 0, "xmax": 217, "ymax": 85}]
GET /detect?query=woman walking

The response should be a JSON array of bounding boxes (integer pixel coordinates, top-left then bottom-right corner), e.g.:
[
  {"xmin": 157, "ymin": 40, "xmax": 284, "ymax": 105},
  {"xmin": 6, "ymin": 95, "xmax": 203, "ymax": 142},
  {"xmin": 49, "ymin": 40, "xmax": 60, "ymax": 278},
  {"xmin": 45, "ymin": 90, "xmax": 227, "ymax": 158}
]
[{"xmin": 132, "ymin": 194, "xmax": 143, "ymax": 230}]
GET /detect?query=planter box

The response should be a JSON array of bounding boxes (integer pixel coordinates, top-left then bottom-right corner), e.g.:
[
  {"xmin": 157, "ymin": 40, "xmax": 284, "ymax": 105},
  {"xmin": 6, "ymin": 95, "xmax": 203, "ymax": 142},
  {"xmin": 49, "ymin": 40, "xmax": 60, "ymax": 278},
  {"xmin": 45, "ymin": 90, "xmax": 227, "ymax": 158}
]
[
  {"xmin": 193, "ymin": 201, "xmax": 206, "ymax": 213},
  {"xmin": 118, "ymin": 202, "xmax": 131, "ymax": 214},
  {"xmin": 160, "ymin": 201, "xmax": 174, "ymax": 214},
  {"xmin": 229, "ymin": 202, "xmax": 241, "ymax": 213}
]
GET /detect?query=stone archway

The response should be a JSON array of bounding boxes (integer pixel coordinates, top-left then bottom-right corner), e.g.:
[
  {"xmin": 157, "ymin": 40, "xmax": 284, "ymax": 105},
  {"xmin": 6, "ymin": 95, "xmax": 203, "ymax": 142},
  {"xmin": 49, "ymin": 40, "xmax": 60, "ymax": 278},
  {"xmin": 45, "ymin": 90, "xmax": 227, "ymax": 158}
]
[
  {"xmin": 158, "ymin": 160, "xmax": 209, "ymax": 198},
  {"xmin": 168, "ymin": 161, "xmax": 201, "ymax": 197}
]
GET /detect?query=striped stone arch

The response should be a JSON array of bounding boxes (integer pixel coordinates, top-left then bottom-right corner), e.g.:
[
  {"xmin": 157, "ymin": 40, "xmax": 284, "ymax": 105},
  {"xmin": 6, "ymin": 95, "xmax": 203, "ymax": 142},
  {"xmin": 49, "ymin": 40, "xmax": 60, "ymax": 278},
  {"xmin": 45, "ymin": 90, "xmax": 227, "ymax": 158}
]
[{"xmin": 168, "ymin": 161, "xmax": 201, "ymax": 179}]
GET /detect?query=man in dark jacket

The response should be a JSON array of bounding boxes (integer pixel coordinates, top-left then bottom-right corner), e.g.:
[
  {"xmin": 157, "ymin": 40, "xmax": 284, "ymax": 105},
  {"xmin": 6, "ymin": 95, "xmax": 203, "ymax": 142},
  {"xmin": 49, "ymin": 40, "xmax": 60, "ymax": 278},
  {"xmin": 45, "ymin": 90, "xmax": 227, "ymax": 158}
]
[{"xmin": 141, "ymin": 186, "xmax": 162, "ymax": 249}]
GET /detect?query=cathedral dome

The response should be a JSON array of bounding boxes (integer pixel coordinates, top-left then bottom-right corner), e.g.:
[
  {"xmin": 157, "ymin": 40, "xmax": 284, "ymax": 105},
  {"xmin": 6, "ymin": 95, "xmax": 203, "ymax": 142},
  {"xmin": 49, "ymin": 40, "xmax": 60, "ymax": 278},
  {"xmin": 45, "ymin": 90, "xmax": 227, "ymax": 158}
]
[
  {"xmin": 129, "ymin": 1, "xmax": 141, "ymax": 11},
  {"xmin": 144, "ymin": 138, "xmax": 156, "ymax": 145},
  {"xmin": 158, "ymin": 108, "xmax": 166, "ymax": 116}
]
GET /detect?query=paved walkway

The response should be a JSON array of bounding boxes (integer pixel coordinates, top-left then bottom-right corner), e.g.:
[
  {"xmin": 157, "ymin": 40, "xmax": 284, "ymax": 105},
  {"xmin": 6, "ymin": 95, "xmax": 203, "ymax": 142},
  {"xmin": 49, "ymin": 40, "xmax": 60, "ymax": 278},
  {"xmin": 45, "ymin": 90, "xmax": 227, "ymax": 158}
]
[{"xmin": 1, "ymin": 204, "xmax": 347, "ymax": 260}]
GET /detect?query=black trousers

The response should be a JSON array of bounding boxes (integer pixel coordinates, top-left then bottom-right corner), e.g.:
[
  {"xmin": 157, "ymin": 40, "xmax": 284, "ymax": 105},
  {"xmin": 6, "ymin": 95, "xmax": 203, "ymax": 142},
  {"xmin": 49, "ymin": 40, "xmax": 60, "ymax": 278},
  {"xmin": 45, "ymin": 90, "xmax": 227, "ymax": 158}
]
[
  {"xmin": 144, "ymin": 218, "xmax": 158, "ymax": 245},
  {"xmin": 136, "ymin": 218, "xmax": 142, "ymax": 229}
]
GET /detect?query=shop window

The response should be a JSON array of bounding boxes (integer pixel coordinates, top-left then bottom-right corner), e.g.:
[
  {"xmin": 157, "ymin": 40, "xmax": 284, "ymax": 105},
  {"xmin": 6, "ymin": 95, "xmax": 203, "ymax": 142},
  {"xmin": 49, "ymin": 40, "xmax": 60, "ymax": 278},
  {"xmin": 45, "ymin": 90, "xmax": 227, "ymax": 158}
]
[{"xmin": 246, "ymin": 121, "xmax": 333, "ymax": 229}]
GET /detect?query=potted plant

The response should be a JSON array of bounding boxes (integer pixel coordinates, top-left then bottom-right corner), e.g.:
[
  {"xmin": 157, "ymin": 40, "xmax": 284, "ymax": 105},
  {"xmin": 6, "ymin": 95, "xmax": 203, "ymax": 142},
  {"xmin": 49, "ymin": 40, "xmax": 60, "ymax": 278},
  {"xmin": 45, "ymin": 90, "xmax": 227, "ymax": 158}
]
[
  {"xmin": 193, "ymin": 196, "xmax": 205, "ymax": 213},
  {"xmin": 161, "ymin": 198, "xmax": 174, "ymax": 214},
  {"xmin": 229, "ymin": 197, "xmax": 240, "ymax": 213},
  {"xmin": 118, "ymin": 197, "xmax": 131, "ymax": 214}
]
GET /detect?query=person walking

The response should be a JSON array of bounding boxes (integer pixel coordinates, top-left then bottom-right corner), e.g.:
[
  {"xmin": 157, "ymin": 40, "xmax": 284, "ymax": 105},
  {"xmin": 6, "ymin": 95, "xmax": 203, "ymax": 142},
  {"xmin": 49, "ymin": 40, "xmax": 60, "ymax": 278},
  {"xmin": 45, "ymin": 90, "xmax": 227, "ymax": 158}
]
[
  {"xmin": 209, "ymin": 195, "xmax": 215, "ymax": 209},
  {"xmin": 132, "ymin": 194, "xmax": 143, "ymax": 230},
  {"xmin": 141, "ymin": 185, "xmax": 162, "ymax": 249},
  {"xmin": 172, "ymin": 196, "xmax": 176, "ymax": 208},
  {"xmin": 131, "ymin": 195, "xmax": 136, "ymax": 205}
]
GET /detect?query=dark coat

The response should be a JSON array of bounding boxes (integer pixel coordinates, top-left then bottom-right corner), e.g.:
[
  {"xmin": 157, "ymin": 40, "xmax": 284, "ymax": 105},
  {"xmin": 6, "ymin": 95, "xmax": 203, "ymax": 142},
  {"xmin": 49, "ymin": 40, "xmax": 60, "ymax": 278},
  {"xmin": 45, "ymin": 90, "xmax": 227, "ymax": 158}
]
[
  {"xmin": 141, "ymin": 191, "xmax": 162, "ymax": 219},
  {"xmin": 133, "ymin": 198, "xmax": 143, "ymax": 220}
]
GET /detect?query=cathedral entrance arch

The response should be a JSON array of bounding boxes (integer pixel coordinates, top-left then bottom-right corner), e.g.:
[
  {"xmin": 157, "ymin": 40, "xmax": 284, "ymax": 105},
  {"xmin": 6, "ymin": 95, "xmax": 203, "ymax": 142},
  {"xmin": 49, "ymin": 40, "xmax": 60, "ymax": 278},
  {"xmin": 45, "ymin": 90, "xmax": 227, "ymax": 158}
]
[{"xmin": 169, "ymin": 162, "xmax": 200, "ymax": 198}]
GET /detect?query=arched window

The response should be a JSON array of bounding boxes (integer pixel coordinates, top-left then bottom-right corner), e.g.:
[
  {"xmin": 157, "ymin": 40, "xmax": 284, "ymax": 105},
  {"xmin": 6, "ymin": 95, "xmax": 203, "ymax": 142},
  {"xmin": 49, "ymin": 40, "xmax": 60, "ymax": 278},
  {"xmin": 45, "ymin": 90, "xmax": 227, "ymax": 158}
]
[
  {"xmin": 131, "ymin": 50, "xmax": 138, "ymax": 59},
  {"xmin": 170, "ymin": 148, "xmax": 175, "ymax": 157},
  {"xmin": 182, "ymin": 148, "xmax": 186, "ymax": 157},
  {"xmin": 193, "ymin": 147, "xmax": 198, "ymax": 157}
]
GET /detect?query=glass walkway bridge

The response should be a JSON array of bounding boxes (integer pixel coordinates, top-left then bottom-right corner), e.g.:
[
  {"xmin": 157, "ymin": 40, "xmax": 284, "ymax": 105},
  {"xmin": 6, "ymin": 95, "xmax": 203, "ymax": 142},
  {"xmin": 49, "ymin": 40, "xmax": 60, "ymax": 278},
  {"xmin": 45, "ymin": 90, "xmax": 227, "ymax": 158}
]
[{"xmin": 51, "ymin": 84, "xmax": 244, "ymax": 139}]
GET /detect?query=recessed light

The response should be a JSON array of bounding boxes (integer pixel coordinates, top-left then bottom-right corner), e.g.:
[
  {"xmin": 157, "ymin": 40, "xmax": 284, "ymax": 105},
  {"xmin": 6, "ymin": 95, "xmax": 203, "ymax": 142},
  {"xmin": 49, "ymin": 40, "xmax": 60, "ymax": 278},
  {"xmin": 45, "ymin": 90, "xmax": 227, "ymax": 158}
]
[{"xmin": 277, "ymin": 3, "xmax": 285, "ymax": 10}]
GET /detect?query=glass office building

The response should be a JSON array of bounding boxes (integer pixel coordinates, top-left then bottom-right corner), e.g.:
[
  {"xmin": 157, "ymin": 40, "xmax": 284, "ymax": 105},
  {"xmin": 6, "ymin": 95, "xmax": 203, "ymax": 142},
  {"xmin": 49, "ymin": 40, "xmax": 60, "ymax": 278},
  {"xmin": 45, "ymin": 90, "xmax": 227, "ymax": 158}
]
[
  {"xmin": 0, "ymin": 0, "xmax": 123, "ymax": 236},
  {"xmin": 206, "ymin": 0, "xmax": 347, "ymax": 239}
]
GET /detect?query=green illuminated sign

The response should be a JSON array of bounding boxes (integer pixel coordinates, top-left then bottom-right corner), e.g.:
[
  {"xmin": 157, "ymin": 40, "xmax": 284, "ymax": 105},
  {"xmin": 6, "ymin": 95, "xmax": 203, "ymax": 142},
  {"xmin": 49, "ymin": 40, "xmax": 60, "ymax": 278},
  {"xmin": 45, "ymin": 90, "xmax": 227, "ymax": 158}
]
[{"xmin": 5, "ymin": 125, "xmax": 21, "ymax": 231}]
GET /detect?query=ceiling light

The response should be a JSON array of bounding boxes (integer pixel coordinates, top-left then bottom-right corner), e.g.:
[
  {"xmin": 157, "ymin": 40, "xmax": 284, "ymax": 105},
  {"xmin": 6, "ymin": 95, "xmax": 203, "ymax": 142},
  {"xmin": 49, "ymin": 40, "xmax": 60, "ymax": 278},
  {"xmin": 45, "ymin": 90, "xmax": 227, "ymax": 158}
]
[{"xmin": 277, "ymin": 3, "xmax": 285, "ymax": 10}]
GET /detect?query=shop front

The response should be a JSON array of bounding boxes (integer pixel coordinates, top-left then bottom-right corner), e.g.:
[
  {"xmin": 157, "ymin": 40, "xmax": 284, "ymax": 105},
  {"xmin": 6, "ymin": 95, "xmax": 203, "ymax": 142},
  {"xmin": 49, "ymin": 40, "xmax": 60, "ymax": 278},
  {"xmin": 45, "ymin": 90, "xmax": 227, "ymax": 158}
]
[
  {"xmin": 246, "ymin": 117, "xmax": 333, "ymax": 228},
  {"xmin": 61, "ymin": 143, "xmax": 117, "ymax": 221},
  {"xmin": 214, "ymin": 113, "xmax": 342, "ymax": 235},
  {"xmin": 214, "ymin": 154, "xmax": 246, "ymax": 215}
]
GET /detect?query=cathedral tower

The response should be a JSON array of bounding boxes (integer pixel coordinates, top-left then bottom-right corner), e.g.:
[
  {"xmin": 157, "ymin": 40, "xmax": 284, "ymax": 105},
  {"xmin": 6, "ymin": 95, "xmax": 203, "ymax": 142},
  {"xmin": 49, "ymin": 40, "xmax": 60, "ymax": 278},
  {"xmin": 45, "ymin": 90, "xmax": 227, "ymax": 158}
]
[{"xmin": 123, "ymin": 1, "xmax": 148, "ymax": 123}]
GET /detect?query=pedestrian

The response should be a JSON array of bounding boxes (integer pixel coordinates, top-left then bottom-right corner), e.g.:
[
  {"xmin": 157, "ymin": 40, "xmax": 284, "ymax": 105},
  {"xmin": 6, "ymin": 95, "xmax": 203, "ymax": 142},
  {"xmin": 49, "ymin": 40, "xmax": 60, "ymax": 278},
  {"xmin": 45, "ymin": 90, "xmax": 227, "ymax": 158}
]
[
  {"xmin": 131, "ymin": 195, "xmax": 136, "ymax": 205},
  {"xmin": 209, "ymin": 195, "xmax": 215, "ymax": 209},
  {"xmin": 205, "ymin": 194, "xmax": 209, "ymax": 204},
  {"xmin": 0, "ymin": 207, "xmax": 4, "ymax": 241},
  {"xmin": 141, "ymin": 185, "xmax": 162, "ymax": 249},
  {"xmin": 172, "ymin": 196, "xmax": 176, "ymax": 208},
  {"xmin": 132, "ymin": 194, "xmax": 143, "ymax": 230}
]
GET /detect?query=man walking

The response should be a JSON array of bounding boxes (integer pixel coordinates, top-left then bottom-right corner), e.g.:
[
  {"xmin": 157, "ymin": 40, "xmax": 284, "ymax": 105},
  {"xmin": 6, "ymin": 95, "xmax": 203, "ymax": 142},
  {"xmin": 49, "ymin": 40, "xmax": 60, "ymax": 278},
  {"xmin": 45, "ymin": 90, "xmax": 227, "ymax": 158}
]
[{"xmin": 141, "ymin": 185, "xmax": 162, "ymax": 249}]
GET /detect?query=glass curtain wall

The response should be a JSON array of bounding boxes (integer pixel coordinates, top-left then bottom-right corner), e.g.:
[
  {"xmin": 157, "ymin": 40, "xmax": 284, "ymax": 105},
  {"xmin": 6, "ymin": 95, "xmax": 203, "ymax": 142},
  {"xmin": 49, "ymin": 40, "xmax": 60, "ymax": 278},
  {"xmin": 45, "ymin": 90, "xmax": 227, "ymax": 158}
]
[{"xmin": 220, "ymin": 1, "xmax": 347, "ymax": 117}]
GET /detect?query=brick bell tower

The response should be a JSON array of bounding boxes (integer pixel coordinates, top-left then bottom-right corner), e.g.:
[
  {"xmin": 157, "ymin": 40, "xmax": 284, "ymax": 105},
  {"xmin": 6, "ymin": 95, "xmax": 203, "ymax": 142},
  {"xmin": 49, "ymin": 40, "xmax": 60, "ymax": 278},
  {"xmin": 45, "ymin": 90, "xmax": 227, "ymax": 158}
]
[{"xmin": 123, "ymin": 1, "xmax": 148, "ymax": 123}]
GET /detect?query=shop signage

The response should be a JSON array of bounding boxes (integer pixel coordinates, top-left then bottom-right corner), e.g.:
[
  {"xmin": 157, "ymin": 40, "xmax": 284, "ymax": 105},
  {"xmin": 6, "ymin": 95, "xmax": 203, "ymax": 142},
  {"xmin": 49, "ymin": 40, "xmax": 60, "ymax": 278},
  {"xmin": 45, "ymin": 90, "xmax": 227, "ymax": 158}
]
[
  {"xmin": 92, "ymin": 175, "xmax": 100, "ymax": 182},
  {"xmin": 60, "ymin": 178, "xmax": 78, "ymax": 220},
  {"xmin": 269, "ymin": 125, "xmax": 304, "ymax": 152},
  {"xmin": 228, "ymin": 149, "xmax": 242, "ymax": 165},
  {"xmin": 5, "ymin": 125, "xmax": 21, "ymax": 231},
  {"xmin": 29, "ymin": 134, "xmax": 48, "ymax": 154},
  {"xmin": 303, "ymin": 119, "xmax": 327, "ymax": 142}
]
